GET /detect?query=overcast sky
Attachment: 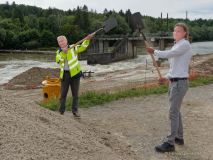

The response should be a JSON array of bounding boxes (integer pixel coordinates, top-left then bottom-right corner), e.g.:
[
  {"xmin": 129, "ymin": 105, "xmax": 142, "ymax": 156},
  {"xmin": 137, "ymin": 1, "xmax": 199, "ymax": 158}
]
[{"xmin": 1, "ymin": 0, "xmax": 213, "ymax": 19}]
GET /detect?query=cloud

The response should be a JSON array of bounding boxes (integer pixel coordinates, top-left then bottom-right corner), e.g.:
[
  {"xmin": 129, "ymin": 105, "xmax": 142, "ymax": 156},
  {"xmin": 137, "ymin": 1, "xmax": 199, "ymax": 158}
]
[
  {"xmin": 1, "ymin": 0, "xmax": 213, "ymax": 19},
  {"xmin": 176, "ymin": 1, "xmax": 213, "ymax": 19}
]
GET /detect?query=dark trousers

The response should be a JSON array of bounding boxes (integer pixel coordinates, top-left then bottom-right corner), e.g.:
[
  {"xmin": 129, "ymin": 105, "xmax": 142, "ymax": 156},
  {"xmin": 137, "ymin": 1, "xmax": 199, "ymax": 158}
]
[{"xmin": 59, "ymin": 71, "xmax": 80, "ymax": 113}]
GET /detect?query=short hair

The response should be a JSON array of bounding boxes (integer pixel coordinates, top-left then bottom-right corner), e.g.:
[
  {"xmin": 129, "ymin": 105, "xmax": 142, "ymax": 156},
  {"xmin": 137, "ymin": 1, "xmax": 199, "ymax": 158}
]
[
  {"xmin": 175, "ymin": 23, "xmax": 189, "ymax": 40},
  {"xmin": 57, "ymin": 35, "xmax": 67, "ymax": 42}
]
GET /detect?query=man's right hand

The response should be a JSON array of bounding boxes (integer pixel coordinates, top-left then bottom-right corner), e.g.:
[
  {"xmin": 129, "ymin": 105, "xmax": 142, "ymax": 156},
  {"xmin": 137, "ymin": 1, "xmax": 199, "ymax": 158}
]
[
  {"xmin": 85, "ymin": 34, "xmax": 94, "ymax": 40},
  {"xmin": 158, "ymin": 77, "xmax": 168, "ymax": 84},
  {"xmin": 146, "ymin": 47, "xmax": 155, "ymax": 54}
]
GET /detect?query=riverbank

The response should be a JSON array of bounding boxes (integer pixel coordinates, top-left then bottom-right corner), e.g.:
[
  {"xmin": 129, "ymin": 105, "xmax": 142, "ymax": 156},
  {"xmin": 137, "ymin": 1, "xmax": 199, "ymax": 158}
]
[
  {"xmin": 1, "ymin": 41, "xmax": 213, "ymax": 85},
  {"xmin": 0, "ymin": 49, "xmax": 55, "ymax": 54},
  {"xmin": 2, "ymin": 53, "xmax": 213, "ymax": 91}
]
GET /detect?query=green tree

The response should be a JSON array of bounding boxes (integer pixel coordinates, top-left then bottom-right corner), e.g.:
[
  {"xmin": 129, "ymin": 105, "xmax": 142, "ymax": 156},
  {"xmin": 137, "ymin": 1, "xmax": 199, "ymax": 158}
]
[
  {"xmin": 125, "ymin": 9, "xmax": 132, "ymax": 27},
  {"xmin": 108, "ymin": 13, "xmax": 131, "ymax": 35},
  {"xmin": 25, "ymin": 14, "xmax": 39, "ymax": 29},
  {"xmin": 47, "ymin": 15, "xmax": 60, "ymax": 34},
  {"xmin": 12, "ymin": 5, "xmax": 24, "ymax": 24},
  {"xmin": 74, "ymin": 5, "xmax": 90, "ymax": 32},
  {"xmin": 17, "ymin": 29, "xmax": 40, "ymax": 49},
  {"xmin": 40, "ymin": 30, "xmax": 55, "ymax": 47},
  {"xmin": 207, "ymin": 26, "xmax": 213, "ymax": 40},
  {"xmin": 0, "ymin": 18, "xmax": 18, "ymax": 31},
  {"xmin": 4, "ymin": 30, "xmax": 15, "ymax": 48},
  {"xmin": 1, "ymin": 2, "xmax": 213, "ymax": 49},
  {"xmin": 0, "ymin": 28, "xmax": 6, "ymax": 47}
]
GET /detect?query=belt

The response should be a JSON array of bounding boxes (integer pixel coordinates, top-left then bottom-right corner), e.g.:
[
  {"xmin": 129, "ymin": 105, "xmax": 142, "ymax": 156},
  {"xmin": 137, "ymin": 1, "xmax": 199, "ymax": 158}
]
[{"xmin": 169, "ymin": 78, "xmax": 187, "ymax": 82}]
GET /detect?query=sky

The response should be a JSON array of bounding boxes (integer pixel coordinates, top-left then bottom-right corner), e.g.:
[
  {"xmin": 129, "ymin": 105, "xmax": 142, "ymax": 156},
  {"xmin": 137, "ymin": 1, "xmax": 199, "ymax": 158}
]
[{"xmin": 1, "ymin": 0, "xmax": 213, "ymax": 20}]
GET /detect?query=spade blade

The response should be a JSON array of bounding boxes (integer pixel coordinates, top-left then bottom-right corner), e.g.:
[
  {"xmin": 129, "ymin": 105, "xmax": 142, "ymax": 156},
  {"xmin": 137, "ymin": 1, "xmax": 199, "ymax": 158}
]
[{"xmin": 103, "ymin": 17, "xmax": 118, "ymax": 33}]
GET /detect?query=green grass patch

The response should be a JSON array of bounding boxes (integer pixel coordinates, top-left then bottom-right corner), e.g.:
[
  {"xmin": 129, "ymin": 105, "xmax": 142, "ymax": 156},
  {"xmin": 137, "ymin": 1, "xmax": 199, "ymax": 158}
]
[
  {"xmin": 41, "ymin": 98, "xmax": 59, "ymax": 111},
  {"xmin": 40, "ymin": 75, "xmax": 213, "ymax": 111},
  {"xmin": 189, "ymin": 75, "xmax": 213, "ymax": 87}
]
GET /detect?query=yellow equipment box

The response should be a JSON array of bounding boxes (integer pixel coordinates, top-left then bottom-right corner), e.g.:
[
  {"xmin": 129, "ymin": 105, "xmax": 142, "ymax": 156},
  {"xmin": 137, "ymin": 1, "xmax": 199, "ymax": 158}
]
[{"xmin": 42, "ymin": 78, "xmax": 61, "ymax": 103}]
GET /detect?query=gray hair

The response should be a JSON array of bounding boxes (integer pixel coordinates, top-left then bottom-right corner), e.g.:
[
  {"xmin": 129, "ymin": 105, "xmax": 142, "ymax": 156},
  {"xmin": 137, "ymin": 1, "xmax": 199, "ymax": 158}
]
[{"xmin": 57, "ymin": 35, "xmax": 67, "ymax": 42}]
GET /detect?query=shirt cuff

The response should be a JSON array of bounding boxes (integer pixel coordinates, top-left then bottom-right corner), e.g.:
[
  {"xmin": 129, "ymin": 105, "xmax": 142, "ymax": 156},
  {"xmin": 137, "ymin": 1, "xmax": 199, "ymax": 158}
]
[
  {"xmin": 153, "ymin": 50, "xmax": 159, "ymax": 60},
  {"xmin": 154, "ymin": 50, "xmax": 158, "ymax": 55}
]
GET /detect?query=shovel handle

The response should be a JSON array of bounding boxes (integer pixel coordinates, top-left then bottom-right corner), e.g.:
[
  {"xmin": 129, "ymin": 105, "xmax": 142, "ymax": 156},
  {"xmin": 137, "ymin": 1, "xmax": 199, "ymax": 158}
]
[
  {"xmin": 144, "ymin": 41, "xmax": 162, "ymax": 79},
  {"xmin": 92, "ymin": 28, "xmax": 104, "ymax": 35},
  {"xmin": 70, "ymin": 28, "xmax": 104, "ymax": 49}
]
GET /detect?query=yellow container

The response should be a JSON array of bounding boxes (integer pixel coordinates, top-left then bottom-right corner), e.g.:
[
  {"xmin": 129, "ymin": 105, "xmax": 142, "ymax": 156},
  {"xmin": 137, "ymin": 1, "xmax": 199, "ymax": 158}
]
[{"xmin": 42, "ymin": 78, "xmax": 61, "ymax": 103}]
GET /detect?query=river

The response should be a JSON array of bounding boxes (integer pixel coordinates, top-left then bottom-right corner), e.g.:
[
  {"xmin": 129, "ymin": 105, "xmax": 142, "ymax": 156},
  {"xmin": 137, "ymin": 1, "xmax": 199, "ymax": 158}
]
[{"xmin": 1, "ymin": 41, "xmax": 213, "ymax": 85}]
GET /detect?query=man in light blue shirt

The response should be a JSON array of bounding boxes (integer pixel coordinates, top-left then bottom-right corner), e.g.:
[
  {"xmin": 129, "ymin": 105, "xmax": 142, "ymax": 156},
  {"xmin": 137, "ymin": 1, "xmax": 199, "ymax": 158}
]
[
  {"xmin": 147, "ymin": 23, "xmax": 192, "ymax": 153},
  {"xmin": 154, "ymin": 38, "xmax": 192, "ymax": 79}
]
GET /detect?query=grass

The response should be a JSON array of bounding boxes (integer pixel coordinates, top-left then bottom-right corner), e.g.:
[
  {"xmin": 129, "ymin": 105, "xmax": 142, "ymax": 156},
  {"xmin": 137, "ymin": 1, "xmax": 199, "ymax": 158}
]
[
  {"xmin": 189, "ymin": 75, "xmax": 213, "ymax": 87},
  {"xmin": 40, "ymin": 75, "xmax": 213, "ymax": 111},
  {"xmin": 78, "ymin": 84, "xmax": 168, "ymax": 108}
]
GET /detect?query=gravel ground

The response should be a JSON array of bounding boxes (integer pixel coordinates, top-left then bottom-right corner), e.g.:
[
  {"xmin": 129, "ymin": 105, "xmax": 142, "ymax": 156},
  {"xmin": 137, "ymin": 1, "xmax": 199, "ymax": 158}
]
[
  {"xmin": 0, "ymin": 83, "xmax": 213, "ymax": 160},
  {"xmin": 0, "ymin": 87, "xmax": 137, "ymax": 160},
  {"xmin": 0, "ymin": 54, "xmax": 212, "ymax": 160},
  {"xmin": 82, "ymin": 84, "xmax": 213, "ymax": 160}
]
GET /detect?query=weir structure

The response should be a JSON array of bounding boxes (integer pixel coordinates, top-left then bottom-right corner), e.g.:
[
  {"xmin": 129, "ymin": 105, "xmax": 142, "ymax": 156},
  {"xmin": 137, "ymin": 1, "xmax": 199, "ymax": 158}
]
[{"xmin": 79, "ymin": 34, "xmax": 174, "ymax": 64}]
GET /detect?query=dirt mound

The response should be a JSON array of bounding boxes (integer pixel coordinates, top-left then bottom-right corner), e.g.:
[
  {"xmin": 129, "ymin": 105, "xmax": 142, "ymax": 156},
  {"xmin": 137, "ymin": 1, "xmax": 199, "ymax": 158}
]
[
  {"xmin": 194, "ymin": 57, "xmax": 213, "ymax": 74},
  {"xmin": 4, "ymin": 67, "xmax": 59, "ymax": 90}
]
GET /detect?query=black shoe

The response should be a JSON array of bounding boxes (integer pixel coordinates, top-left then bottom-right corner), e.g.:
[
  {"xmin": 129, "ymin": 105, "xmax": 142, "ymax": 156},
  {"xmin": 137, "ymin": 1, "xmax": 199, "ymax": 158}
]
[
  {"xmin": 59, "ymin": 111, "xmax": 64, "ymax": 115},
  {"xmin": 73, "ymin": 112, "xmax": 81, "ymax": 118},
  {"xmin": 59, "ymin": 109, "xmax": 65, "ymax": 115},
  {"xmin": 175, "ymin": 138, "xmax": 184, "ymax": 145},
  {"xmin": 155, "ymin": 142, "xmax": 175, "ymax": 153}
]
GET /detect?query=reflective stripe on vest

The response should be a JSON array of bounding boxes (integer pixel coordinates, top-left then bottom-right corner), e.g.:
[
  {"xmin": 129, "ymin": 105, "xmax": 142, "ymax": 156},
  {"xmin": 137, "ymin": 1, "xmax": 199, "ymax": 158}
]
[
  {"xmin": 56, "ymin": 53, "xmax": 64, "ymax": 62},
  {"xmin": 56, "ymin": 40, "xmax": 90, "ymax": 79},
  {"xmin": 68, "ymin": 49, "xmax": 79, "ymax": 69},
  {"xmin": 69, "ymin": 61, "xmax": 79, "ymax": 70},
  {"xmin": 82, "ymin": 44, "xmax": 89, "ymax": 48},
  {"xmin": 68, "ymin": 50, "xmax": 77, "ymax": 65},
  {"xmin": 58, "ymin": 48, "xmax": 80, "ymax": 78}
]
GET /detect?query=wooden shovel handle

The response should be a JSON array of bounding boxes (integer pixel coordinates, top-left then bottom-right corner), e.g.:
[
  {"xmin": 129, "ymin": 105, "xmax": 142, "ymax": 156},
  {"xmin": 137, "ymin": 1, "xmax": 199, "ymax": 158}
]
[
  {"xmin": 70, "ymin": 28, "xmax": 104, "ymax": 49},
  {"xmin": 144, "ymin": 41, "xmax": 162, "ymax": 79}
]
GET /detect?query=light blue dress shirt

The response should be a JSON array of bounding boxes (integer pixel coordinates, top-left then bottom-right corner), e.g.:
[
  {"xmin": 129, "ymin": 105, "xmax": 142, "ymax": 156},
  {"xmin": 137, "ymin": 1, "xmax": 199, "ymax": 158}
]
[{"xmin": 154, "ymin": 38, "xmax": 192, "ymax": 78}]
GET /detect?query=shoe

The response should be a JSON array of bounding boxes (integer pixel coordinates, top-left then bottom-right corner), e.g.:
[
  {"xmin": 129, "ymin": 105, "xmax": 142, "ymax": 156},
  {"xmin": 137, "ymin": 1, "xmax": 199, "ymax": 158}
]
[
  {"xmin": 73, "ymin": 112, "xmax": 81, "ymax": 118},
  {"xmin": 59, "ymin": 109, "xmax": 65, "ymax": 115},
  {"xmin": 59, "ymin": 111, "xmax": 64, "ymax": 115},
  {"xmin": 155, "ymin": 142, "xmax": 175, "ymax": 153},
  {"xmin": 175, "ymin": 138, "xmax": 184, "ymax": 145}
]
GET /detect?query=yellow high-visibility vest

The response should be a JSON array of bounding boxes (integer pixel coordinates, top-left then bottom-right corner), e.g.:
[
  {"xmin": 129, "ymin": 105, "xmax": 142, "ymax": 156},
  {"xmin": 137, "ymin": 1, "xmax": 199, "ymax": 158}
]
[{"xmin": 56, "ymin": 40, "xmax": 90, "ymax": 79}]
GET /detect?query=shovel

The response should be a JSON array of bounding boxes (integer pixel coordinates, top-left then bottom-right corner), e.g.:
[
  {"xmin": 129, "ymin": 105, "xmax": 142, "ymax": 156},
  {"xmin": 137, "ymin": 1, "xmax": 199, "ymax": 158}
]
[
  {"xmin": 70, "ymin": 17, "xmax": 118, "ymax": 48},
  {"xmin": 131, "ymin": 12, "xmax": 162, "ymax": 79}
]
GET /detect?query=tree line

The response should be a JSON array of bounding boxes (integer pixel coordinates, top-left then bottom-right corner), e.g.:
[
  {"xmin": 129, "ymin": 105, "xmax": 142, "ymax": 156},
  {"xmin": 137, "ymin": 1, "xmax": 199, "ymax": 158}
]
[{"xmin": 0, "ymin": 2, "xmax": 213, "ymax": 49}]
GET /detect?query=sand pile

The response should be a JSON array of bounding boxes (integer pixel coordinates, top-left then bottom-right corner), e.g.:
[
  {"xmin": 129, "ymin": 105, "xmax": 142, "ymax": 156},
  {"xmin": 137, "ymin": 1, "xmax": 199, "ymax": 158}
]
[{"xmin": 3, "ymin": 67, "xmax": 59, "ymax": 89}]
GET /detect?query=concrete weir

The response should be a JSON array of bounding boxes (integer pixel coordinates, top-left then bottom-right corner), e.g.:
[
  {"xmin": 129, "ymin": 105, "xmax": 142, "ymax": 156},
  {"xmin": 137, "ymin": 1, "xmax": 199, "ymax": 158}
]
[{"xmin": 79, "ymin": 35, "xmax": 174, "ymax": 64}]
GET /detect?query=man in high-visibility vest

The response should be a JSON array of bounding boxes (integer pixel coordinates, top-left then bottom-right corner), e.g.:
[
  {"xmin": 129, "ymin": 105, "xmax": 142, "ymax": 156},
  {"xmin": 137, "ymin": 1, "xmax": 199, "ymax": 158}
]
[{"xmin": 56, "ymin": 34, "xmax": 93, "ymax": 117}]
